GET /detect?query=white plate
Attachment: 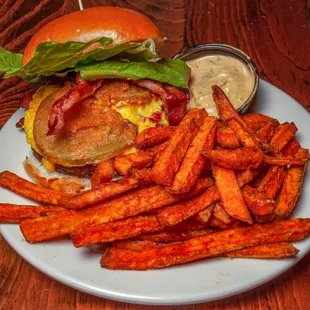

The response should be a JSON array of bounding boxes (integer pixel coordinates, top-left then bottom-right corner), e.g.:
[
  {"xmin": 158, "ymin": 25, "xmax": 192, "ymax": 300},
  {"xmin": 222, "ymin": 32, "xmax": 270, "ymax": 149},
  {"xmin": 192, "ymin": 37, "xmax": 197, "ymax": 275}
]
[{"xmin": 0, "ymin": 80, "xmax": 309, "ymax": 305}]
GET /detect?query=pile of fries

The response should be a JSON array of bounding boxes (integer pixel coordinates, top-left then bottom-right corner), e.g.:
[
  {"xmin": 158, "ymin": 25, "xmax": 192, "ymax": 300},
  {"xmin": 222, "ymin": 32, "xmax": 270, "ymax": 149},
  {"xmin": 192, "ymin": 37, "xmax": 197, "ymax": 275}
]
[{"xmin": 0, "ymin": 85, "xmax": 309, "ymax": 270}]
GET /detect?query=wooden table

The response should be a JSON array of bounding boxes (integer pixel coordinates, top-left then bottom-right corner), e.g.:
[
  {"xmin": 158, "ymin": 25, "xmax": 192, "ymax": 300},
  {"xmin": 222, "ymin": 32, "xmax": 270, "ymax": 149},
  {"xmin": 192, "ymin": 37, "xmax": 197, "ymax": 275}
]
[{"xmin": 0, "ymin": 1, "xmax": 309, "ymax": 309}]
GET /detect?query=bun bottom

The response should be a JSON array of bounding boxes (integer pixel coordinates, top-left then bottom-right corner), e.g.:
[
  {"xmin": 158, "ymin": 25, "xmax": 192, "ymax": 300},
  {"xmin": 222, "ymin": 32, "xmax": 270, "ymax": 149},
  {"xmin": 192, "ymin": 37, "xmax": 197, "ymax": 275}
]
[{"xmin": 32, "ymin": 149, "xmax": 96, "ymax": 178}]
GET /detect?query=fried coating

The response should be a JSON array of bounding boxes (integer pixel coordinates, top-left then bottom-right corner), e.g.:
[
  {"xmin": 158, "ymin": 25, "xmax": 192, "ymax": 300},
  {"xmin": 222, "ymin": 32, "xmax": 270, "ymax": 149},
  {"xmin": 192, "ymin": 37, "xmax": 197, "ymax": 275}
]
[{"xmin": 34, "ymin": 84, "xmax": 137, "ymax": 167}]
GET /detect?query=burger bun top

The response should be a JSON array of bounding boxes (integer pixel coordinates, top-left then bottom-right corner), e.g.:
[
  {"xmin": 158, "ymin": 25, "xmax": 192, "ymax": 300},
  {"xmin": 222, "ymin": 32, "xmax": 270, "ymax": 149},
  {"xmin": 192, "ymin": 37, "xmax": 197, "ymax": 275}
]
[{"xmin": 22, "ymin": 6, "xmax": 165, "ymax": 65}]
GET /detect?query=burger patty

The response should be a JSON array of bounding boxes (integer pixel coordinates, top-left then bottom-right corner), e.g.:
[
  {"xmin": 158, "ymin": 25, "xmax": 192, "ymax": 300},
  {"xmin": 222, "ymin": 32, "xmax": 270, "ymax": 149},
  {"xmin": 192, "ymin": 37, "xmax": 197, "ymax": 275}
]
[{"xmin": 32, "ymin": 149, "xmax": 96, "ymax": 178}]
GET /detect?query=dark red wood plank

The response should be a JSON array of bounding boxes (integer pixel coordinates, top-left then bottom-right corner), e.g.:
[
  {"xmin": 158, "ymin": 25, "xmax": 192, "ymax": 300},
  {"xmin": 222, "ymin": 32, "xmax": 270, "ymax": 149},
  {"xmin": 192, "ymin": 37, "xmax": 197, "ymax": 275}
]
[{"xmin": 0, "ymin": 0, "xmax": 309, "ymax": 309}]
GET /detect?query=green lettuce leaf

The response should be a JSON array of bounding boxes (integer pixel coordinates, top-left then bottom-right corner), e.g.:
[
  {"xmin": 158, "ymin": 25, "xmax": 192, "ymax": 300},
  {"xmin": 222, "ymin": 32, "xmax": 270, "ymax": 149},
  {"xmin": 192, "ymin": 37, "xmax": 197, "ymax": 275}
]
[
  {"xmin": 0, "ymin": 38, "xmax": 190, "ymax": 89},
  {"xmin": 76, "ymin": 58, "xmax": 191, "ymax": 88},
  {"xmin": 1, "ymin": 38, "xmax": 157, "ymax": 82},
  {"xmin": 0, "ymin": 47, "xmax": 23, "ymax": 76}
]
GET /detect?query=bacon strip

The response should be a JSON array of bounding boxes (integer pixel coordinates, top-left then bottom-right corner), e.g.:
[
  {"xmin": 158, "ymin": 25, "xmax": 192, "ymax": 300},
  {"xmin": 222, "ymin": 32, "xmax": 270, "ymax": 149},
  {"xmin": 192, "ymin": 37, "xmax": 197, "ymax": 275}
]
[
  {"xmin": 20, "ymin": 88, "xmax": 38, "ymax": 108},
  {"xmin": 135, "ymin": 79, "xmax": 189, "ymax": 125},
  {"xmin": 47, "ymin": 75, "xmax": 103, "ymax": 135}
]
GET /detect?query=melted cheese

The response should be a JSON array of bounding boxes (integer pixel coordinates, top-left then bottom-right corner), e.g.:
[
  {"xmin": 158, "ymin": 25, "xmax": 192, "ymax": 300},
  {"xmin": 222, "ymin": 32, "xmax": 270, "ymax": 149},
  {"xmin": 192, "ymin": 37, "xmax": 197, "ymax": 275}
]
[
  {"xmin": 24, "ymin": 85, "xmax": 59, "ymax": 171},
  {"xmin": 24, "ymin": 86, "xmax": 59, "ymax": 152},
  {"xmin": 113, "ymin": 98, "xmax": 169, "ymax": 133}
]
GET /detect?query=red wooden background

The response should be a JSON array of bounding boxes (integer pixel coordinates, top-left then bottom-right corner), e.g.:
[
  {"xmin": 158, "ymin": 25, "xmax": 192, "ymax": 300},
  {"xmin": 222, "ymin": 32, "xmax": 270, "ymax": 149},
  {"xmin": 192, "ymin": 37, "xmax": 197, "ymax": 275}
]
[{"xmin": 0, "ymin": 0, "xmax": 309, "ymax": 309}]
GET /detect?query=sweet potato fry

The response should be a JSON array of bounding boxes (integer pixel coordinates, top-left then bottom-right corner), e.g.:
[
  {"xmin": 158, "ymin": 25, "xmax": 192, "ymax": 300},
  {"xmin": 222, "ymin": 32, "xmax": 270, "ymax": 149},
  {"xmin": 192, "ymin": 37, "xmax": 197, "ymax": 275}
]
[
  {"xmin": 156, "ymin": 185, "xmax": 218, "ymax": 227},
  {"xmin": 20, "ymin": 177, "xmax": 213, "ymax": 242},
  {"xmin": 0, "ymin": 171, "xmax": 66, "ymax": 205},
  {"xmin": 207, "ymin": 215, "xmax": 230, "ymax": 229},
  {"xmin": 225, "ymin": 117, "xmax": 257, "ymax": 148},
  {"xmin": 59, "ymin": 177, "xmax": 140, "ymax": 209},
  {"xmin": 202, "ymin": 147, "xmax": 264, "ymax": 170},
  {"xmin": 264, "ymin": 155, "xmax": 307, "ymax": 166},
  {"xmin": 168, "ymin": 116, "xmax": 217, "ymax": 194},
  {"xmin": 213, "ymin": 203, "xmax": 234, "ymax": 224},
  {"xmin": 133, "ymin": 228, "xmax": 215, "ymax": 242},
  {"xmin": 151, "ymin": 109, "xmax": 207, "ymax": 185},
  {"xmin": 129, "ymin": 168, "xmax": 153, "ymax": 184},
  {"xmin": 242, "ymin": 113, "xmax": 278, "ymax": 130},
  {"xmin": 269, "ymin": 122, "xmax": 298, "ymax": 154},
  {"xmin": 90, "ymin": 160, "xmax": 115, "ymax": 189},
  {"xmin": 71, "ymin": 215, "xmax": 162, "ymax": 247},
  {"xmin": 212, "ymin": 86, "xmax": 272, "ymax": 152},
  {"xmin": 135, "ymin": 126, "xmax": 176, "ymax": 148},
  {"xmin": 225, "ymin": 242, "xmax": 299, "ymax": 258},
  {"xmin": 101, "ymin": 218, "xmax": 310, "ymax": 269},
  {"xmin": 276, "ymin": 148, "xmax": 309, "ymax": 217},
  {"xmin": 196, "ymin": 204, "xmax": 215, "ymax": 223},
  {"xmin": 282, "ymin": 139, "xmax": 301, "ymax": 156},
  {"xmin": 257, "ymin": 166, "xmax": 287, "ymax": 199},
  {"xmin": 171, "ymin": 217, "xmax": 207, "ymax": 231},
  {"xmin": 216, "ymin": 124, "xmax": 240, "ymax": 149},
  {"xmin": 0, "ymin": 203, "xmax": 66, "ymax": 223},
  {"xmin": 257, "ymin": 139, "xmax": 301, "ymax": 198},
  {"xmin": 249, "ymin": 165, "xmax": 270, "ymax": 188},
  {"xmin": 196, "ymin": 169, "xmax": 255, "ymax": 224},
  {"xmin": 213, "ymin": 165, "xmax": 252, "ymax": 224},
  {"xmin": 242, "ymin": 185, "xmax": 276, "ymax": 222},
  {"xmin": 236, "ymin": 169, "xmax": 256, "ymax": 188},
  {"xmin": 114, "ymin": 240, "xmax": 162, "ymax": 251},
  {"xmin": 226, "ymin": 117, "xmax": 272, "ymax": 153},
  {"xmin": 114, "ymin": 143, "xmax": 165, "ymax": 176},
  {"xmin": 256, "ymin": 120, "xmax": 278, "ymax": 143}
]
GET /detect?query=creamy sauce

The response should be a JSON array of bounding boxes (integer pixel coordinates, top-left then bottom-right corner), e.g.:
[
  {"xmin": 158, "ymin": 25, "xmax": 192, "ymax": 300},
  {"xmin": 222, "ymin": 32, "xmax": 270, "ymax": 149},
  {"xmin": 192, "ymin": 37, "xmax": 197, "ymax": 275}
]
[{"xmin": 186, "ymin": 55, "xmax": 255, "ymax": 116}]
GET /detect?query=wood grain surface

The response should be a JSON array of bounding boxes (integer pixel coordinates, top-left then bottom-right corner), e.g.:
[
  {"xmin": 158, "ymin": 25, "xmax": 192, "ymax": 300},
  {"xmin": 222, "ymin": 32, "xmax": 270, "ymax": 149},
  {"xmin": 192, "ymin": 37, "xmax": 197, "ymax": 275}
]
[{"xmin": 0, "ymin": 0, "xmax": 310, "ymax": 309}]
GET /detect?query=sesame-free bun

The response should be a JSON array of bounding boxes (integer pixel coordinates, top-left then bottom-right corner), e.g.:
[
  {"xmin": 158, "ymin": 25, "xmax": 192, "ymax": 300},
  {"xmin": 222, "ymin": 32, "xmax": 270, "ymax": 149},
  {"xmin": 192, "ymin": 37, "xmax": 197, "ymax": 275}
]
[{"xmin": 22, "ymin": 6, "xmax": 164, "ymax": 65}]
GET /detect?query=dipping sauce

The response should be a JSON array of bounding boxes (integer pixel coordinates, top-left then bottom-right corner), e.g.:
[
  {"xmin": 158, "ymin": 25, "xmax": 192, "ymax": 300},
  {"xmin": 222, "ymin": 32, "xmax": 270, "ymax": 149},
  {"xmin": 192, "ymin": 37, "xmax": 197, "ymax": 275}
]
[{"xmin": 186, "ymin": 54, "xmax": 255, "ymax": 116}]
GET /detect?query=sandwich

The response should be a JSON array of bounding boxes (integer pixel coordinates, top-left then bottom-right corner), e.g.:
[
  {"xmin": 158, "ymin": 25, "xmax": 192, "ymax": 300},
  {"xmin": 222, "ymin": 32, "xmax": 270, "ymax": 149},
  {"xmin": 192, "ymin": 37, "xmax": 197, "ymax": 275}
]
[{"xmin": 0, "ymin": 6, "xmax": 190, "ymax": 177}]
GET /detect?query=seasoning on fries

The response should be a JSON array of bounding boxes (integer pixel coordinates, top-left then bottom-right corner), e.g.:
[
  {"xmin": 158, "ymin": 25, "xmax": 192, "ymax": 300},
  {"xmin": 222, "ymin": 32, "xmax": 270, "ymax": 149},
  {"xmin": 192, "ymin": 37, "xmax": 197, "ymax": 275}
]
[
  {"xmin": 114, "ymin": 143, "xmax": 165, "ymax": 176},
  {"xmin": 59, "ymin": 177, "xmax": 141, "ymax": 209},
  {"xmin": 20, "ymin": 177, "xmax": 213, "ymax": 242},
  {"xmin": 0, "ymin": 171, "xmax": 66, "ymax": 205},
  {"xmin": 202, "ymin": 147, "xmax": 264, "ymax": 170},
  {"xmin": 135, "ymin": 126, "xmax": 175, "ymax": 148},
  {"xmin": 151, "ymin": 108, "xmax": 206, "ymax": 185},
  {"xmin": 276, "ymin": 148, "xmax": 309, "ymax": 217},
  {"xmin": 156, "ymin": 183, "xmax": 218, "ymax": 227},
  {"xmin": 168, "ymin": 116, "xmax": 217, "ymax": 194},
  {"xmin": 90, "ymin": 160, "xmax": 115, "ymax": 189},
  {"xmin": 0, "ymin": 203, "xmax": 66, "ymax": 223},
  {"xmin": 242, "ymin": 185, "xmax": 275, "ymax": 223},
  {"xmin": 100, "ymin": 219, "xmax": 310, "ymax": 270},
  {"xmin": 225, "ymin": 242, "xmax": 299, "ymax": 259},
  {"xmin": 212, "ymin": 165, "xmax": 252, "ymax": 224},
  {"xmin": 133, "ymin": 228, "xmax": 216, "ymax": 242},
  {"xmin": 1, "ymin": 84, "xmax": 309, "ymax": 273},
  {"xmin": 71, "ymin": 215, "xmax": 162, "ymax": 247},
  {"xmin": 216, "ymin": 124, "xmax": 240, "ymax": 149}
]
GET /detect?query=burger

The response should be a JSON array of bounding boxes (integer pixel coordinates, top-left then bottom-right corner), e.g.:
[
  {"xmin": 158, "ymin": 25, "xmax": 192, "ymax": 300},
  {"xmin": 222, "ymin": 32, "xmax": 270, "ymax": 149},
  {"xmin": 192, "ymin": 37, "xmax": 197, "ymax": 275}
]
[{"xmin": 0, "ymin": 6, "xmax": 190, "ymax": 178}]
